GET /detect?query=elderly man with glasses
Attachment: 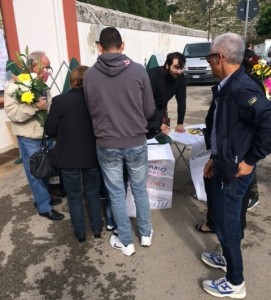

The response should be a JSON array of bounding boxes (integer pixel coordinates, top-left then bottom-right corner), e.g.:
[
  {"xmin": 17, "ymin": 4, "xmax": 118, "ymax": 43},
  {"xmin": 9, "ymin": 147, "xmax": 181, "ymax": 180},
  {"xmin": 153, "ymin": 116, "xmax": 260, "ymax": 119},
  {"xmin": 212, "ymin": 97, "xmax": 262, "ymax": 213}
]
[
  {"xmin": 4, "ymin": 51, "xmax": 64, "ymax": 221},
  {"xmin": 200, "ymin": 33, "xmax": 271, "ymax": 298}
]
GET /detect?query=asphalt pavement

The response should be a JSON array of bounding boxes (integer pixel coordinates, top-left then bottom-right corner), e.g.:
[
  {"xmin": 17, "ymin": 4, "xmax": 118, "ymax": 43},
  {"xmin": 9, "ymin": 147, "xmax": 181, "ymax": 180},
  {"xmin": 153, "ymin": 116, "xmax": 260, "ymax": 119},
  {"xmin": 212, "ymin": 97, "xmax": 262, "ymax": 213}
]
[{"xmin": 0, "ymin": 84, "xmax": 271, "ymax": 300}]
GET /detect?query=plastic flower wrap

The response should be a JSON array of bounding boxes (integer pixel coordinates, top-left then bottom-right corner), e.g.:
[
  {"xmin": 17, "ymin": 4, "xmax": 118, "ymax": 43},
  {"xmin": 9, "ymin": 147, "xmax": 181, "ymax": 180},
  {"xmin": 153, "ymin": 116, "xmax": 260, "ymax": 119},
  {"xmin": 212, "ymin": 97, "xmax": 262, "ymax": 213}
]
[
  {"xmin": 6, "ymin": 47, "xmax": 51, "ymax": 126},
  {"xmin": 251, "ymin": 59, "xmax": 271, "ymax": 100},
  {"xmin": 264, "ymin": 78, "xmax": 271, "ymax": 100}
]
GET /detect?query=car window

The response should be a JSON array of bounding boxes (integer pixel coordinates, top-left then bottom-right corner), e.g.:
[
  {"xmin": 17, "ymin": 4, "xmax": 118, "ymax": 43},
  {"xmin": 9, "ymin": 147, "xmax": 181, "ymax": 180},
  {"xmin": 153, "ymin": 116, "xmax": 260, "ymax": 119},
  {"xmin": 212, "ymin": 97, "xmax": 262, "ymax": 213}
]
[{"xmin": 184, "ymin": 43, "xmax": 211, "ymax": 58}]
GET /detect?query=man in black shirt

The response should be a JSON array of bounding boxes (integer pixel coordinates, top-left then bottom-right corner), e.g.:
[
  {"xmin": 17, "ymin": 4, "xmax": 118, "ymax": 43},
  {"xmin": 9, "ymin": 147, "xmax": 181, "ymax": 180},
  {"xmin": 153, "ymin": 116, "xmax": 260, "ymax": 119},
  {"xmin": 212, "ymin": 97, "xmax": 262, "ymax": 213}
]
[{"xmin": 147, "ymin": 52, "xmax": 186, "ymax": 134}]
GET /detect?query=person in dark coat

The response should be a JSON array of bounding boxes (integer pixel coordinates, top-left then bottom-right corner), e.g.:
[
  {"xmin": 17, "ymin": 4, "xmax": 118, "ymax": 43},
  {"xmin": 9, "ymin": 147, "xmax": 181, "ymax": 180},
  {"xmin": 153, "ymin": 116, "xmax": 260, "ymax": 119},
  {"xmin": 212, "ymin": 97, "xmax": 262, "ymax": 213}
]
[
  {"xmin": 147, "ymin": 52, "xmax": 186, "ymax": 134},
  {"xmin": 44, "ymin": 65, "xmax": 103, "ymax": 242},
  {"xmin": 200, "ymin": 32, "xmax": 271, "ymax": 299},
  {"xmin": 195, "ymin": 48, "xmax": 263, "ymax": 234}
]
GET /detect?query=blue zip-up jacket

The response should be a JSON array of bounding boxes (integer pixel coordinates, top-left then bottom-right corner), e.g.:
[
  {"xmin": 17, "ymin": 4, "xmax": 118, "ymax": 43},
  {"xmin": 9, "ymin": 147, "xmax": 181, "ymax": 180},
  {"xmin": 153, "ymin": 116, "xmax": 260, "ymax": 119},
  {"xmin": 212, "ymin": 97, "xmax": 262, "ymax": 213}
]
[{"xmin": 206, "ymin": 66, "xmax": 271, "ymax": 183}]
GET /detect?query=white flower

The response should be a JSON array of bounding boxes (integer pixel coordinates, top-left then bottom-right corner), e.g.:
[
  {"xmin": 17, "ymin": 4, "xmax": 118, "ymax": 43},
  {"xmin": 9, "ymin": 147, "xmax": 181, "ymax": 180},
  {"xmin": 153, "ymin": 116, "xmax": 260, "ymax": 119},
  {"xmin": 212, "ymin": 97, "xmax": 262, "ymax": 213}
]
[
  {"xmin": 6, "ymin": 81, "xmax": 30, "ymax": 96},
  {"xmin": 6, "ymin": 82, "xmax": 17, "ymax": 96},
  {"xmin": 258, "ymin": 59, "xmax": 267, "ymax": 67},
  {"xmin": 16, "ymin": 83, "xmax": 31, "ymax": 92},
  {"xmin": 30, "ymin": 72, "xmax": 37, "ymax": 79}
]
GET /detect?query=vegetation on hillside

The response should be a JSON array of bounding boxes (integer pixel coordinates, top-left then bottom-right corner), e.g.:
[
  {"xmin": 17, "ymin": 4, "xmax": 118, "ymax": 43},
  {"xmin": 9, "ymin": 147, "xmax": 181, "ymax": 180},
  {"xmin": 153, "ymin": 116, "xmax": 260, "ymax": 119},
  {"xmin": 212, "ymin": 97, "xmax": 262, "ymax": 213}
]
[
  {"xmin": 78, "ymin": 0, "xmax": 170, "ymax": 21},
  {"xmin": 256, "ymin": 5, "xmax": 271, "ymax": 38},
  {"xmin": 172, "ymin": 0, "xmax": 271, "ymax": 43},
  {"xmin": 78, "ymin": 0, "xmax": 271, "ymax": 44}
]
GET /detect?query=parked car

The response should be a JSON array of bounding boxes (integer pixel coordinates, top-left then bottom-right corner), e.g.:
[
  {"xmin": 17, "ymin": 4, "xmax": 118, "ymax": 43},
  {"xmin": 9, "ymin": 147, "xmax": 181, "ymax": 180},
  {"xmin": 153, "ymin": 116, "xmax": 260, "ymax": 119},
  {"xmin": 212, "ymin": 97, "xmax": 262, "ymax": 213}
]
[
  {"xmin": 183, "ymin": 42, "xmax": 218, "ymax": 84},
  {"xmin": 254, "ymin": 39, "xmax": 271, "ymax": 63}
]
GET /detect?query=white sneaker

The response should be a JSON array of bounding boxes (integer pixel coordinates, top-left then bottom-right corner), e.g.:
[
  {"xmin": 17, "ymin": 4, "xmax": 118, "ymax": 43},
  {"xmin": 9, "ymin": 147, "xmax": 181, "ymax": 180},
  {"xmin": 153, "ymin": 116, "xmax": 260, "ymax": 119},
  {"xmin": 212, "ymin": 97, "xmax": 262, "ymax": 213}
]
[
  {"xmin": 141, "ymin": 230, "xmax": 154, "ymax": 247},
  {"xmin": 201, "ymin": 251, "xmax": 227, "ymax": 272},
  {"xmin": 203, "ymin": 277, "xmax": 246, "ymax": 298},
  {"xmin": 106, "ymin": 224, "xmax": 114, "ymax": 231},
  {"xmin": 109, "ymin": 235, "xmax": 135, "ymax": 256}
]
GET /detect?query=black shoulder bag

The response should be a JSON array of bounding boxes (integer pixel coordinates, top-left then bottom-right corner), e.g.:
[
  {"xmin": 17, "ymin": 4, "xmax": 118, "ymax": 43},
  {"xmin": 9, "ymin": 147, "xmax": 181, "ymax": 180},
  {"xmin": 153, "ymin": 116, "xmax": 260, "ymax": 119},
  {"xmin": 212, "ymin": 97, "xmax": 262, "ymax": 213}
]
[{"xmin": 30, "ymin": 133, "xmax": 59, "ymax": 179}]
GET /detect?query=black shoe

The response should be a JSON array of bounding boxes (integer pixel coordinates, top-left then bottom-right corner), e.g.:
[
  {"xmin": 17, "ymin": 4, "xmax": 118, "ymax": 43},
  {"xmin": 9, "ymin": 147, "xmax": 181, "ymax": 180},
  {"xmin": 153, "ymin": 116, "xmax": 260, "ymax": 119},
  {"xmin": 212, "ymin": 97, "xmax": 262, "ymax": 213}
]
[
  {"xmin": 39, "ymin": 209, "xmax": 65, "ymax": 221},
  {"xmin": 93, "ymin": 231, "xmax": 102, "ymax": 239},
  {"xmin": 75, "ymin": 232, "xmax": 86, "ymax": 243},
  {"xmin": 49, "ymin": 188, "xmax": 66, "ymax": 198},
  {"xmin": 50, "ymin": 198, "xmax": 62, "ymax": 206}
]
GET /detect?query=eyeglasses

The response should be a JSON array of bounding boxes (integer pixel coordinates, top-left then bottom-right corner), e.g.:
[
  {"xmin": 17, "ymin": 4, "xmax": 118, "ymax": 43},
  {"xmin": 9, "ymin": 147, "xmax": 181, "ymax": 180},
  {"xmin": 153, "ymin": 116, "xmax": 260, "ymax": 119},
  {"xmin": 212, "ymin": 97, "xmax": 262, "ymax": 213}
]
[
  {"xmin": 42, "ymin": 66, "xmax": 53, "ymax": 73},
  {"xmin": 188, "ymin": 128, "xmax": 204, "ymax": 136},
  {"xmin": 206, "ymin": 53, "xmax": 220, "ymax": 63}
]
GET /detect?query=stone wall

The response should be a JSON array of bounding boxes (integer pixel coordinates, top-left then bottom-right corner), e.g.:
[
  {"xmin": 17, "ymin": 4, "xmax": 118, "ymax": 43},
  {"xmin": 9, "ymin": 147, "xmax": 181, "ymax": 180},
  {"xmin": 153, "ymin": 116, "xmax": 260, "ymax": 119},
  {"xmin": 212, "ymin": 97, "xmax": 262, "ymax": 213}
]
[{"xmin": 76, "ymin": 2, "xmax": 208, "ymax": 66}]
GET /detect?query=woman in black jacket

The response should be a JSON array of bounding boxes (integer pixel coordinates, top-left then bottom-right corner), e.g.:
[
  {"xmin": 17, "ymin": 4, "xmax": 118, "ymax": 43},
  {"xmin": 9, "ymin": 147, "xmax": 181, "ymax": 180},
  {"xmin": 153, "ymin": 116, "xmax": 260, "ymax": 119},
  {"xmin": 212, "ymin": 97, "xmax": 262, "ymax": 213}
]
[{"xmin": 45, "ymin": 66, "xmax": 103, "ymax": 242}]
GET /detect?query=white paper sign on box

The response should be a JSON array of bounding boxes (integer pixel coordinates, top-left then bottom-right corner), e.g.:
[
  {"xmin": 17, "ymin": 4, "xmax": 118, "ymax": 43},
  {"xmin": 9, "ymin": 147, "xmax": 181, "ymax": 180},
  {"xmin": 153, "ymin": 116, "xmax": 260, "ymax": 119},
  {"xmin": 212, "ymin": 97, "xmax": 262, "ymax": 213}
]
[{"xmin": 126, "ymin": 143, "xmax": 175, "ymax": 217}]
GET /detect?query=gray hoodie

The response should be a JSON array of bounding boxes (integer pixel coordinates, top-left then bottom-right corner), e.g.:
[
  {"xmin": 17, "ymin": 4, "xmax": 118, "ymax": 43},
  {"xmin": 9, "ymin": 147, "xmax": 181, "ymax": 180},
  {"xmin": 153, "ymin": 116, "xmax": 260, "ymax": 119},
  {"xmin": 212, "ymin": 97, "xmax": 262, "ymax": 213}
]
[{"xmin": 84, "ymin": 53, "xmax": 155, "ymax": 148}]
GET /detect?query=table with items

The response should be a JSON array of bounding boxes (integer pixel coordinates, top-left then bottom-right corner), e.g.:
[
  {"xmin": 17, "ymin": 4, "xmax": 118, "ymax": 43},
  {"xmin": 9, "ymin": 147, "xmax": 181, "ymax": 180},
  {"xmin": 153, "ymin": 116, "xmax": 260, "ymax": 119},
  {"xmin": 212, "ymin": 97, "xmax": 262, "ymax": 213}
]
[{"xmin": 168, "ymin": 124, "xmax": 211, "ymax": 201}]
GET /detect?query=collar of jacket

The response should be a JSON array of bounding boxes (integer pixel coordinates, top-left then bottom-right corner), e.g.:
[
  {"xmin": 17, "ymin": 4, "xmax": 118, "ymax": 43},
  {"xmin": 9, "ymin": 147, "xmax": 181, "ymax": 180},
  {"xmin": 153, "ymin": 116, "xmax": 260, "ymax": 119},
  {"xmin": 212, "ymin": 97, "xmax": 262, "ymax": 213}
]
[{"xmin": 219, "ymin": 66, "xmax": 245, "ymax": 94}]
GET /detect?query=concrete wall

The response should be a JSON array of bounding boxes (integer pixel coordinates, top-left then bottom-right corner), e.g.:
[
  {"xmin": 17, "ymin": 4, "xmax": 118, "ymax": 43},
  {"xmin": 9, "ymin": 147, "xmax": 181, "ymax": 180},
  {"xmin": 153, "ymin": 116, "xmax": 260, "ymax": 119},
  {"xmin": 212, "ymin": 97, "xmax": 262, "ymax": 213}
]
[
  {"xmin": 76, "ymin": 2, "xmax": 208, "ymax": 67},
  {"xmin": 0, "ymin": 0, "xmax": 68, "ymax": 153},
  {"xmin": 0, "ymin": 1, "xmax": 208, "ymax": 153},
  {"xmin": 12, "ymin": 0, "xmax": 69, "ymax": 96}
]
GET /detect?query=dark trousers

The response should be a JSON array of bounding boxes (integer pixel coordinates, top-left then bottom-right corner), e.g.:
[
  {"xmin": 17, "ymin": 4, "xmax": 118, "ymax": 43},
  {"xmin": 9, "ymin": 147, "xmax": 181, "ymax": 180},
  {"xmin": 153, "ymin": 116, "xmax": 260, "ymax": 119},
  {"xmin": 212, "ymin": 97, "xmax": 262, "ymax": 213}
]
[
  {"xmin": 61, "ymin": 168, "xmax": 103, "ymax": 235},
  {"xmin": 206, "ymin": 171, "xmax": 258, "ymax": 236},
  {"xmin": 208, "ymin": 162, "xmax": 255, "ymax": 285}
]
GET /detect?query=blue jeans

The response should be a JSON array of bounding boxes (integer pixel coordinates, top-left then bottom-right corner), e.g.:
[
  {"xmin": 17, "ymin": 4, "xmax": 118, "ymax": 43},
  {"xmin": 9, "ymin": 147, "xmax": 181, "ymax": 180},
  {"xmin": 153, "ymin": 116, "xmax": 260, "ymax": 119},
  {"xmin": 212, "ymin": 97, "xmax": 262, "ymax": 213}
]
[
  {"xmin": 100, "ymin": 180, "xmax": 116, "ymax": 228},
  {"xmin": 61, "ymin": 168, "xmax": 103, "ymax": 235},
  {"xmin": 211, "ymin": 161, "xmax": 254, "ymax": 285},
  {"xmin": 17, "ymin": 136, "xmax": 52, "ymax": 214},
  {"xmin": 97, "ymin": 143, "xmax": 152, "ymax": 246}
]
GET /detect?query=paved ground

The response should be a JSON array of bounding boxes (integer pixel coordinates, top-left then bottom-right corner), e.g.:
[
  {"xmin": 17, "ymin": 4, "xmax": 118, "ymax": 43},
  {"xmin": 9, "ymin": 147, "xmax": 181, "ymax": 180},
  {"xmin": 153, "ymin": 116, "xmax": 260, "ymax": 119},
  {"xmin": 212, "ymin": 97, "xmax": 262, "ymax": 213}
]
[{"xmin": 0, "ymin": 85, "xmax": 271, "ymax": 300}]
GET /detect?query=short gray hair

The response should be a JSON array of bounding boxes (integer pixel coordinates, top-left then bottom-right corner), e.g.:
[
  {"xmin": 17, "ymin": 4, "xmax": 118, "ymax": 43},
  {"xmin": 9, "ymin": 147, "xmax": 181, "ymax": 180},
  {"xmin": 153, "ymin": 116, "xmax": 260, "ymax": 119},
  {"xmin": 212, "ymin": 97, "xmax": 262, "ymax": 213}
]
[
  {"xmin": 211, "ymin": 32, "xmax": 245, "ymax": 65},
  {"xmin": 27, "ymin": 51, "xmax": 46, "ymax": 67}
]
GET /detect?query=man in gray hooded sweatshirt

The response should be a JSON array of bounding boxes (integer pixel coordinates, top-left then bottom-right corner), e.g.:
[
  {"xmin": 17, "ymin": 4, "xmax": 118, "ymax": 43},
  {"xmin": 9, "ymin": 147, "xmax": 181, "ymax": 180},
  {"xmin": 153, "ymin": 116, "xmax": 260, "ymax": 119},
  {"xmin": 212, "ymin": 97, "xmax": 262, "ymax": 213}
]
[{"xmin": 84, "ymin": 27, "xmax": 156, "ymax": 256}]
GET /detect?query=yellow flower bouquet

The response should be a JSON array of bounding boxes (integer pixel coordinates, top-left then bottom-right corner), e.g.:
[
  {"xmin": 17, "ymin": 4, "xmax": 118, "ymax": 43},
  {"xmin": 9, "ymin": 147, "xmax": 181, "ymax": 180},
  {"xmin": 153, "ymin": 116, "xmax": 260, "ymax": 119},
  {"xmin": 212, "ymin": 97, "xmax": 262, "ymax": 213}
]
[{"xmin": 6, "ymin": 47, "xmax": 51, "ymax": 126}]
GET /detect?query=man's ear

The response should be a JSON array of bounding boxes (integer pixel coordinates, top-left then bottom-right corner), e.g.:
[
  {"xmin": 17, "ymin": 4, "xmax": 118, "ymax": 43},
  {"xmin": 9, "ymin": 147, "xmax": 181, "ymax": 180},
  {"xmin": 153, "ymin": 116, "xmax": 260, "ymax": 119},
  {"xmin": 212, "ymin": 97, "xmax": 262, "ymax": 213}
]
[
  {"xmin": 120, "ymin": 42, "xmax": 125, "ymax": 51},
  {"xmin": 165, "ymin": 63, "xmax": 169, "ymax": 70},
  {"xmin": 97, "ymin": 43, "xmax": 104, "ymax": 54}
]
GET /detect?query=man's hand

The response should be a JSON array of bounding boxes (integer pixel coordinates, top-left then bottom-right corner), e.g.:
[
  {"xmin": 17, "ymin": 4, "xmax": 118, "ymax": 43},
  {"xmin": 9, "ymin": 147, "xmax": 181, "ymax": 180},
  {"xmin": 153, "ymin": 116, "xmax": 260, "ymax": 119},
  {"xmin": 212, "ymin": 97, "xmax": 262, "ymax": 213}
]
[
  {"xmin": 35, "ymin": 97, "xmax": 48, "ymax": 110},
  {"xmin": 235, "ymin": 161, "xmax": 254, "ymax": 178},
  {"xmin": 175, "ymin": 124, "xmax": 186, "ymax": 133},
  {"xmin": 204, "ymin": 159, "xmax": 214, "ymax": 178},
  {"xmin": 161, "ymin": 123, "xmax": 170, "ymax": 134}
]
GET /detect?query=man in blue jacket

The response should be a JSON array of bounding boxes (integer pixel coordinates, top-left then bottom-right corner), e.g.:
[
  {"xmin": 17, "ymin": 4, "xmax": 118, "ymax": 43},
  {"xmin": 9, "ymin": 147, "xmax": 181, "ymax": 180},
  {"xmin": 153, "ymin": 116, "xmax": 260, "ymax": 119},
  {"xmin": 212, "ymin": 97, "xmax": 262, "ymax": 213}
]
[{"xmin": 201, "ymin": 32, "xmax": 271, "ymax": 298}]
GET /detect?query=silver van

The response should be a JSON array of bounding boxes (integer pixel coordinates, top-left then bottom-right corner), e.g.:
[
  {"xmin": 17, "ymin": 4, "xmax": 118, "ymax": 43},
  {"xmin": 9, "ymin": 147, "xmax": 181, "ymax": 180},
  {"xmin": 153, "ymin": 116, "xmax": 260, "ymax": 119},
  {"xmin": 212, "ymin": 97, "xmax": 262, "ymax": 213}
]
[{"xmin": 183, "ymin": 42, "xmax": 217, "ymax": 84}]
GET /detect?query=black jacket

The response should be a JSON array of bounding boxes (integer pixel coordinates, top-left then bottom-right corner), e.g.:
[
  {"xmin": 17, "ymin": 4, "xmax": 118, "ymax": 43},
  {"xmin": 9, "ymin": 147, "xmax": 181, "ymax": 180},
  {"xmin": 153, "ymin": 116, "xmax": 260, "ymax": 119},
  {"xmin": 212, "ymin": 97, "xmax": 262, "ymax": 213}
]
[
  {"xmin": 206, "ymin": 66, "xmax": 271, "ymax": 183},
  {"xmin": 147, "ymin": 66, "xmax": 186, "ymax": 124},
  {"xmin": 44, "ymin": 88, "xmax": 99, "ymax": 169}
]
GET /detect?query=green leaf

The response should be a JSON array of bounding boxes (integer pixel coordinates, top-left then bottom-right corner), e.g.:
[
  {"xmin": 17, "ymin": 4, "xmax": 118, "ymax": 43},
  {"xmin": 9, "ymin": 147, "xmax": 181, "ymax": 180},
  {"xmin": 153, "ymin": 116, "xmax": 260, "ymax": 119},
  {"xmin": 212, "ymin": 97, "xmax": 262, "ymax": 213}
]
[{"xmin": 35, "ymin": 110, "xmax": 48, "ymax": 127}]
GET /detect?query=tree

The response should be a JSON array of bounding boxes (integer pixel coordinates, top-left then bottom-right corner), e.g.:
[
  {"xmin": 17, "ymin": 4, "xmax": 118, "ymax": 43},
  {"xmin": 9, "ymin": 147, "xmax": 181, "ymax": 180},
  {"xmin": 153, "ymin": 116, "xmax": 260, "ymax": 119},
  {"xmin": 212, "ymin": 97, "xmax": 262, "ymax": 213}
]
[
  {"xmin": 127, "ymin": 0, "xmax": 140, "ymax": 15},
  {"xmin": 79, "ymin": 0, "xmax": 111, "ymax": 8},
  {"xmin": 137, "ymin": 0, "xmax": 148, "ymax": 18},
  {"xmin": 167, "ymin": 4, "xmax": 178, "ymax": 15},
  {"xmin": 255, "ymin": 5, "xmax": 271, "ymax": 36},
  {"xmin": 109, "ymin": 0, "xmax": 128, "ymax": 12},
  {"xmin": 147, "ymin": 0, "xmax": 159, "ymax": 20},
  {"xmin": 157, "ymin": 0, "xmax": 168, "ymax": 21},
  {"xmin": 127, "ymin": 0, "xmax": 148, "ymax": 17}
]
